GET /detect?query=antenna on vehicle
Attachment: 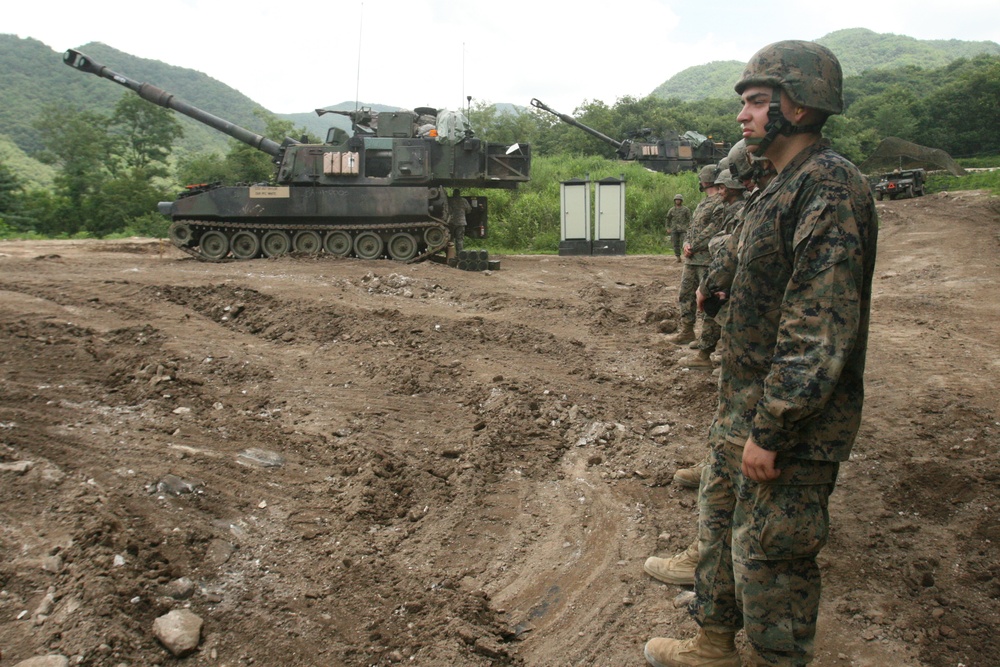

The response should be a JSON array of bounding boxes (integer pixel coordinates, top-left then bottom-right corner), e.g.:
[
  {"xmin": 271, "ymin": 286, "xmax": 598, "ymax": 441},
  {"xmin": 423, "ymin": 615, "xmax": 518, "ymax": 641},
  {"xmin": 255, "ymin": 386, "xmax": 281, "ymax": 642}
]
[{"xmin": 354, "ymin": 2, "xmax": 364, "ymax": 113}]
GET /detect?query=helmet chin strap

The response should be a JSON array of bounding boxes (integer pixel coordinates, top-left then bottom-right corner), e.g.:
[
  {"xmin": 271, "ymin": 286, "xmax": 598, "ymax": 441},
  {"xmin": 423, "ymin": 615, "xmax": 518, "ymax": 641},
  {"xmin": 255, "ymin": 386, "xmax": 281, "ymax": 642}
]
[{"xmin": 747, "ymin": 88, "xmax": 824, "ymax": 156}]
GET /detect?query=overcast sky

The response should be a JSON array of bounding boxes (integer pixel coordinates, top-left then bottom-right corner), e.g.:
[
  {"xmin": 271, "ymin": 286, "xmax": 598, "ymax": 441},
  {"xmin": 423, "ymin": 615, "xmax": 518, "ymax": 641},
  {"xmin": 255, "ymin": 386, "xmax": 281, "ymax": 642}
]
[{"xmin": 7, "ymin": 0, "xmax": 1000, "ymax": 115}]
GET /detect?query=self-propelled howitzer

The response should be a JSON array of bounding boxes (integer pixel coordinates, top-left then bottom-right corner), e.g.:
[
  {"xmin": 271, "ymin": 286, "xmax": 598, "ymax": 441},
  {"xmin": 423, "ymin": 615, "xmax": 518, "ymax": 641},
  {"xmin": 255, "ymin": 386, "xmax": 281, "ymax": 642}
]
[
  {"xmin": 530, "ymin": 98, "xmax": 724, "ymax": 174},
  {"xmin": 63, "ymin": 49, "xmax": 531, "ymax": 262}
]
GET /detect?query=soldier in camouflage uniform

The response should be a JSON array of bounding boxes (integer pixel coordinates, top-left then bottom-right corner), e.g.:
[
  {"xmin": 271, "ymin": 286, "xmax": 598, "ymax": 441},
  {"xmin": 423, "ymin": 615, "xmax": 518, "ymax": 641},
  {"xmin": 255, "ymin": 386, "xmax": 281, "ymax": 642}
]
[
  {"xmin": 698, "ymin": 143, "xmax": 776, "ymax": 320},
  {"xmin": 447, "ymin": 189, "xmax": 472, "ymax": 253},
  {"xmin": 677, "ymin": 168, "xmax": 746, "ymax": 369},
  {"xmin": 645, "ymin": 40, "xmax": 878, "ymax": 667},
  {"xmin": 666, "ymin": 194, "xmax": 692, "ymax": 261},
  {"xmin": 665, "ymin": 166, "xmax": 726, "ymax": 345},
  {"xmin": 644, "ymin": 143, "xmax": 763, "ymax": 584}
]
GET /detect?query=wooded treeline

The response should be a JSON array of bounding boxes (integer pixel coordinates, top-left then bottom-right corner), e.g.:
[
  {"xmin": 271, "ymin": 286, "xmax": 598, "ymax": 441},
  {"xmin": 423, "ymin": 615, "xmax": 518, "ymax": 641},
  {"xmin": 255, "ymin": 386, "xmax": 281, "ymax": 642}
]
[
  {"xmin": 1, "ymin": 44, "xmax": 998, "ymax": 244},
  {"xmin": 472, "ymin": 53, "xmax": 1000, "ymax": 165}
]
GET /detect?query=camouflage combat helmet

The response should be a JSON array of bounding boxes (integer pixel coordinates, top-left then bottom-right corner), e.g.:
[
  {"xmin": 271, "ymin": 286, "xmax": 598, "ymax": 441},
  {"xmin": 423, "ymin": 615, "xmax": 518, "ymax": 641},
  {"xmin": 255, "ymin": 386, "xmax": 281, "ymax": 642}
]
[
  {"xmin": 714, "ymin": 168, "xmax": 746, "ymax": 191},
  {"xmin": 726, "ymin": 139, "xmax": 753, "ymax": 182},
  {"xmin": 735, "ymin": 40, "xmax": 843, "ymax": 154},
  {"xmin": 674, "ymin": 193, "xmax": 684, "ymax": 201},
  {"xmin": 698, "ymin": 164, "xmax": 718, "ymax": 184},
  {"xmin": 734, "ymin": 40, "xmax": 844, "ymax": 115}
]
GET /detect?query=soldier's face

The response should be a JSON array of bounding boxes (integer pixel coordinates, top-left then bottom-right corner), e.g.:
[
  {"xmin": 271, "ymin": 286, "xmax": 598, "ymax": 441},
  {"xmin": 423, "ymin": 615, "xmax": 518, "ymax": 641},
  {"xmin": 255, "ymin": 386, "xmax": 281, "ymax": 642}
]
[{"xmin": 737, "ymin": 85, "xmax": 773, "ymax": 152}]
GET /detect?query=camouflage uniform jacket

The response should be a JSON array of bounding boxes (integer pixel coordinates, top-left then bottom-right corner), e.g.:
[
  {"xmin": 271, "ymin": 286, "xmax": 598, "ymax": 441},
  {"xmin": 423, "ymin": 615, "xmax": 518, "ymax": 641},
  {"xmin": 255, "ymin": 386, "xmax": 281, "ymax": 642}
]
[
  {"xmin": 706, "ymin": 199, "xmax": 746, "ymax": 261},
  {"xmin": 702, "ymin": 194, "xmax": 757, "ymax": 296},
  {"xmin": 665, "ymin": 205, "xmax": 692, "ymax": 234},
  {"xmin": 710, "ymin": 140, "xmax": 878, "ymax": 461},
  {"xmin": 683, "ymin": 196, "xmax": 727, "ymax": 266}
]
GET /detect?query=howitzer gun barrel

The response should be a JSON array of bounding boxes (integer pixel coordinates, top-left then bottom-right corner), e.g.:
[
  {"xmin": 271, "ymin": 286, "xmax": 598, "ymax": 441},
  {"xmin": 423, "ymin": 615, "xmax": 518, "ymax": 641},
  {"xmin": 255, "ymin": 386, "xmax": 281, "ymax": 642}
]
[
  {"xmin": 63, "ymin": 49, "xmax": 284, "ymax": 158},
  {"xmin": 530, "ymin": 98, "xmax": 623, "ymax": 150}
]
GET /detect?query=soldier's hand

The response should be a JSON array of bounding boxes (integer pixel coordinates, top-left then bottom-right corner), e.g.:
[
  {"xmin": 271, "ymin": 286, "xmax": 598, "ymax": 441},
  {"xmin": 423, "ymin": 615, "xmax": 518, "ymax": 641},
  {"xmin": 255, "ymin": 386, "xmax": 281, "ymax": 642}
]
[{"xmin": 742, "ymin": 438, "xmax": 780, "ymax": 482}]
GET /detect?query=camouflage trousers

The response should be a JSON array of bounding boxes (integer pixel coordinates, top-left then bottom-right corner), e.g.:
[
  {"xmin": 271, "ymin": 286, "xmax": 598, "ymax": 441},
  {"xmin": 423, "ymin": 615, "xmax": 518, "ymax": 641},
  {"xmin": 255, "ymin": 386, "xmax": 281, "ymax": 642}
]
[
  {"xmin": 670, "ymin": 231, "xmax": 684, "ymax": 258},
  {"xmin": 691, "ymin": 442, "xmax": 838, "ymax": 666},
  {"xmin": 450, "ymin": 224, "xmax": 466, "ymax": 252},
  {"xmin": 678, "ymin": 262, "xmax": 720, "ymax": 350}
]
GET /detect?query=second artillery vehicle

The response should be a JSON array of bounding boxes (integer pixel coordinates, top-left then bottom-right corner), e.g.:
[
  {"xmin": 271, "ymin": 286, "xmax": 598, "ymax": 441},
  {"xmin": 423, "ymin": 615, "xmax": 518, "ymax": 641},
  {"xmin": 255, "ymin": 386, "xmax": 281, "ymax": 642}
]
[
  {"xmin": 63, "ymin": 50, "xmax": 531, "ymax": 262},
  {"xmin": 530, "ymin": 98, "xmax": 726, "ymax": 174}
]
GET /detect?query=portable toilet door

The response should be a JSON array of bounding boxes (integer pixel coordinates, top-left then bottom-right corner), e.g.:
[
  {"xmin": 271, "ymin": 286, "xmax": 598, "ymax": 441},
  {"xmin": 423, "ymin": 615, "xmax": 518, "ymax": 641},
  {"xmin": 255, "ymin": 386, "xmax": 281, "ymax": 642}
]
[
  {"xmin": 559, "ymin": 178, "xmax": 592, "ymax": 256},
  {"xmin": 594, "ymin": 176, "xmax": 625, "ymax": 255}
]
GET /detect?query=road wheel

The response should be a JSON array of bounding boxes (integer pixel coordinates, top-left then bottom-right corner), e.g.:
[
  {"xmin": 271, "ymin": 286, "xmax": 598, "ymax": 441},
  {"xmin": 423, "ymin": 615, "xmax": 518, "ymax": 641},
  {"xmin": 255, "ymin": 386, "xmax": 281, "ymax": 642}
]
[
  {"xmin": 199, "ymin": 230, "xmax": 230, "ymax": 260},
  {"xmin": 424, "ymin": 226, "xmax": 447, "ymax": 248},
  {"xmin": 230, "ymin": 231, "xmax": 260, "ymax": 259},
  {"xmin": 262, "ymin": 231, "xmax": 291, "ymax": 257},
  {"xmin": 324, "ymin": 231, "xmax": 352, "ymax": 257},
  {"xmin": 293, "ymin": 231, "xmax": 322, "ymax": 255},
  {"xmin": 353, "ymin": 232, "xmax": 384, "ymax": 260},
  {"xmin": 388, "ymin": 232, "xmax": 418, "ymax": 261}
]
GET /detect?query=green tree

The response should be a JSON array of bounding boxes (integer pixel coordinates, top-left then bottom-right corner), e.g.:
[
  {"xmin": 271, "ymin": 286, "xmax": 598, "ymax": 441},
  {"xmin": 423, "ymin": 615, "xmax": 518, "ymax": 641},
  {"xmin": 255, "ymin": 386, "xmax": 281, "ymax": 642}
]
[
  {"xmin": 846, "ymin": 84, "xmax": 921, "ymax": 141},
  {"xmin": 83, "ymin": 168, "xmax": 167, "ymax": 237},
  {"xmin": 108, "ymin": 95, "xmax": 183, "ymax": 176},
  {"xmin": 35, "ymin": 105, "xmax": 114, "ymax": 233},
  {"xmin": 823, "ymin": 115, "xmax": 881, "ymax": 165},
  {"xmin": 18, "ymin": 189, "xmax": 67, "ymax": 236},
  {"xmin": 467, "ymin": 102, "xmax": 545, "ymax": 147},
  {"xmin": 0, "ymin": 159, "xmax": 27, "ymax": 233},
  {"xmin": 35, "ymin": 100, "xmax": 179, "ymax": 237},
  {"xmin": 175, "ymin": 151, "xmax": 231, "ymax": 186},
  {"xmin": 920, "ymin": 55, "xmax": 1000, "ymax": 156}
]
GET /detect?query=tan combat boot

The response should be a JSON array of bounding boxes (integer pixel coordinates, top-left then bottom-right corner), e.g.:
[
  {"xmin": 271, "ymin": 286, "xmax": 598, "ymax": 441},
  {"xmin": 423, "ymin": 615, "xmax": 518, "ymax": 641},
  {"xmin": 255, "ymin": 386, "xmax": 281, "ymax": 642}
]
[
  {"xmin": 666, "ymin": 325, "xmax": 695, "ymax": 345},
  {"xmin": 643, "ymin": 541, "xmax": 698, "ymax": 585},
  {"xmin": 677, "ymin": 349, "xmax": 713, "ymax": 368},
  {"xmin": 673, "ymin": 460, "xmax": 707, "ymax": 489},
  {"xmin": 644, "ymin": 628, "xmax": 740, "ymax": 667}
]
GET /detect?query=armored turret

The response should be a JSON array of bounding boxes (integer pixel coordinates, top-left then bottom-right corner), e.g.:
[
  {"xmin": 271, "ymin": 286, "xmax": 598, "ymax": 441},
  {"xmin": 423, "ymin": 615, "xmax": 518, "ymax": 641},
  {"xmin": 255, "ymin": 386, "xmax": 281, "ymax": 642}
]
[
  {"xmin": 530, "ymin": 98, "xmax": 725, "ymax": 174},
  {"xmin": 64, "ymin": 50, "xmax": 531, "ymax": 262}
]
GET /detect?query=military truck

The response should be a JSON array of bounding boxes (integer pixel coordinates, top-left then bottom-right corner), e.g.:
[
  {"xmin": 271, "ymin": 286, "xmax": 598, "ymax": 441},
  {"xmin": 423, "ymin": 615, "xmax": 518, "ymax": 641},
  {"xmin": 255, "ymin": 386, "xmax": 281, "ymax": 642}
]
[{"xmin": 874, "ymin": 168, "xmax": 926, "ymax": 200}]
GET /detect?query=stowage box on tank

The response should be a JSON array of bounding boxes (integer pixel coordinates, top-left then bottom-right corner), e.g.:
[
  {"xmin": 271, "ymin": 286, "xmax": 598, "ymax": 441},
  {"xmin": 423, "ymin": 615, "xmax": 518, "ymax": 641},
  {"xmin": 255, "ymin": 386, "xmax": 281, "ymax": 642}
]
[{"xmin": 63, "ymin": 49, "xmax": 530, "ymax": 262}]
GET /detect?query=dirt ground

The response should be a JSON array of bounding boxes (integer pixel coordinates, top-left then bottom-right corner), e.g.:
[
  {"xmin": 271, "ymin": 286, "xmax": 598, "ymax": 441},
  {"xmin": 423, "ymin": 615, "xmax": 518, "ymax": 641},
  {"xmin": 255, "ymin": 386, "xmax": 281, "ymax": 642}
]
[{"xmin": 0, "ymin": 190, "xmax": 998, "ymax": 667}]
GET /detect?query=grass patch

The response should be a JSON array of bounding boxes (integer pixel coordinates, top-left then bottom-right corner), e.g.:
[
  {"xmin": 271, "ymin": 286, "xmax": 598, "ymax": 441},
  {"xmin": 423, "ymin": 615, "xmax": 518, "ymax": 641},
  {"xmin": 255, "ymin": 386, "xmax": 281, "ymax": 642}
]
[{"xmin": 927, "ymin": 169, "xmax": 1000, "ymax": 196}]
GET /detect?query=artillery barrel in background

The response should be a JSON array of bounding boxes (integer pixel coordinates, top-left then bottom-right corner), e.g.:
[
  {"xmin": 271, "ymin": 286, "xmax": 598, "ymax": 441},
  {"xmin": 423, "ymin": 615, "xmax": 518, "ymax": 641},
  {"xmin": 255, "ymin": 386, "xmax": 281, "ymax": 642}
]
[
  {"xmin": 63, "ymin": 49, "xmax": 285, "ymax": 157},
  {"xmin": 530, "ymin": 98, "xmax": 624, "ymax": 151}
]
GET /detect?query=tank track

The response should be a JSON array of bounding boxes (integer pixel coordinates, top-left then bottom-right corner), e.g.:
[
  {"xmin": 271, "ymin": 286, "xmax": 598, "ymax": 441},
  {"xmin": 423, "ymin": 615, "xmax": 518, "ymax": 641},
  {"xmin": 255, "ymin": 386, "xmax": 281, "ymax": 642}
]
[{"xmin": 169, "ymin": 218, "xmax": 451, "ymax": 264}]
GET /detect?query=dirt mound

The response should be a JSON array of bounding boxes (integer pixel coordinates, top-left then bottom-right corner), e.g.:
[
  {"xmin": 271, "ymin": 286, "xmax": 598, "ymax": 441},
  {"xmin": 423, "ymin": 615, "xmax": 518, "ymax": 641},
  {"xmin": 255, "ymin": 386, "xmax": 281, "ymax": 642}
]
[{"xmin": 1, "ymin": 190, "xmax": 998, "ymax": 666}]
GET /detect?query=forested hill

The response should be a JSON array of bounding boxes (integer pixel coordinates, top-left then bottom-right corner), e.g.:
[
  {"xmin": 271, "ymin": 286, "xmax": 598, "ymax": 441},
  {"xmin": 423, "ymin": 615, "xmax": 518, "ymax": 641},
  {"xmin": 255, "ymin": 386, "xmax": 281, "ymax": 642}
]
[
  {"xmin": 0, "ymin": 35, "xmax": 266, "ymax": 158},
  {"xmin": 653, "ymin": 28, "xmax": 1000, "ymax": 101},
  {"xmin": 0, "ymin": 35, "xmax": 403, "ymax": 160}
]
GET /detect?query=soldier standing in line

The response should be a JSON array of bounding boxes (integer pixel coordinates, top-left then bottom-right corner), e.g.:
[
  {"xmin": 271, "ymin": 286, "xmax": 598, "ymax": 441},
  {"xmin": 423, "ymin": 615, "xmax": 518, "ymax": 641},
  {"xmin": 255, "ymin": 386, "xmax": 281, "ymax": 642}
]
[
  {"xmin": 666, "ymin": 194, "xmax": 692, "ymax": 262},
  {"xmin": 644, "ymin": 40, "xmax": 878, "ymax": 667},
  {"xmin": 643, "ymin": 142, "xmax": 772, "ymax": 585},
  {"xmin": 446, "ymin": 189, "xmax": 472, "ymax": 253},
  {"xmin": 665, "ymin": 165, "xmax": 726, "ymax": 346},
  {"xmin": 677, "ymin": 168, "xmax": 746, "ymax": 369}
]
